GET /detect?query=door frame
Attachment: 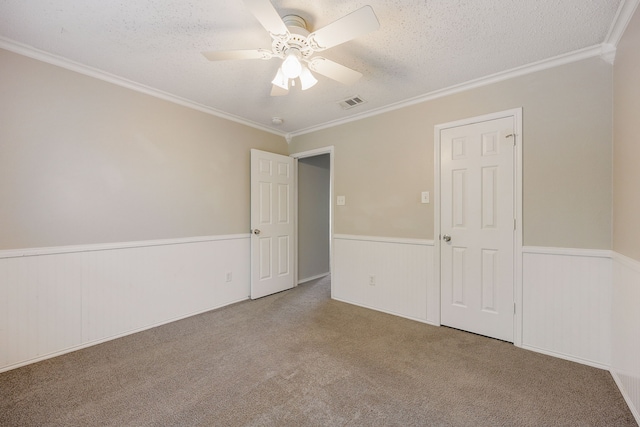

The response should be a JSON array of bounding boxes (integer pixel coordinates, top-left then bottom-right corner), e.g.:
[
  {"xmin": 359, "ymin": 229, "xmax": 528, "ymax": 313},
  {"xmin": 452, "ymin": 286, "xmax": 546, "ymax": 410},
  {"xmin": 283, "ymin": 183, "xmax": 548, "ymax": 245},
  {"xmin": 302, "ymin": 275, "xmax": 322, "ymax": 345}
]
[
  {"xmin": 433, "ymin": 108, "xmax": 523, "ymax": 346},
  {"xmin": 290, "ymin": 146, "xmax": 335, "ymax": 296}
]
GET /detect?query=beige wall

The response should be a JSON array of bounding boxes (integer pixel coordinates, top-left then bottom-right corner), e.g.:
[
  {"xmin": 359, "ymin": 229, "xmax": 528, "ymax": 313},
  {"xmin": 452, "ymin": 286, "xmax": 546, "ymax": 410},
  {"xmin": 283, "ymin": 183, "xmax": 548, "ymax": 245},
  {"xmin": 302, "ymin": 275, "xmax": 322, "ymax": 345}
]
[
  {"xmin": 289, "ymin": 57, "xmax": 613, "ymax": 249},
  {"xmin": 0, "ymin": 48, "xmax": 288, "ymax": 250},
  {"xmin": 1, "ymin": 46, "xmax": 616, "ymax": 251},
  {"xmin": 613, "ymin": 7, "xmax": 640, "ymax": 262}
]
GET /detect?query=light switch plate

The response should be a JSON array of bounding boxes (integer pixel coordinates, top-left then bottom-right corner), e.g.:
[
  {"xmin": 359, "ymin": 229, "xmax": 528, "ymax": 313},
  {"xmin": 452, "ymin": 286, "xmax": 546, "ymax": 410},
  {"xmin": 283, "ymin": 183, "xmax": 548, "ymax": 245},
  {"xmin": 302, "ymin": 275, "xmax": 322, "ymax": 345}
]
[
  {"xmin": 421, "ymin": 191, "xmax": 430, "ymax": 204},
  {"xmin": 337, "ymin": 195, "xmax": 346, "ymax": 206}
]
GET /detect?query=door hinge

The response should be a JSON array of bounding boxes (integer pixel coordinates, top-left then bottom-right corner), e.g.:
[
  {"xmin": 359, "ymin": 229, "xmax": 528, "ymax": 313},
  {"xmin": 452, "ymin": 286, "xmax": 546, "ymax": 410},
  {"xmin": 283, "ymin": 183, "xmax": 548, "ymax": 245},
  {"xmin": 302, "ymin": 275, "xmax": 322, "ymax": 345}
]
[
  {"xmin": 514, "ymin": 219, "xmax": 516, "ymax": 230},
  {"xmin": 514, "ymin": 302, "xmax": 516, "ymax": 314}
]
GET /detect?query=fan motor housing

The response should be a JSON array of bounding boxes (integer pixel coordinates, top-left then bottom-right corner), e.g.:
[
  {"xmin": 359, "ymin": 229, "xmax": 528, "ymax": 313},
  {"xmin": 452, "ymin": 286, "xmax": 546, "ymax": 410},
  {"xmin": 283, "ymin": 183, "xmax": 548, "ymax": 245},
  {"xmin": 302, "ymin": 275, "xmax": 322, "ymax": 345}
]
[{"xmin": 272, "ymin": 15, "xmax": 313, "ymax": 58}]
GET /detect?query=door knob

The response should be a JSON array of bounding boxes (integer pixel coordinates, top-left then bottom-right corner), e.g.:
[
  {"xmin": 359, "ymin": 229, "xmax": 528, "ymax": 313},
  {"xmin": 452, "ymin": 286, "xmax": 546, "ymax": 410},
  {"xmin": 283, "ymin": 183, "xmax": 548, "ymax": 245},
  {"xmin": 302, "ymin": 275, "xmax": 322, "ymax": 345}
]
[
  {"xmin": 442, "ymin": 234, "xmax": 451, "ymax": 242},
  {"xmin": 252, "ymin": 229, "xmax": 261, "ymax": 235}
]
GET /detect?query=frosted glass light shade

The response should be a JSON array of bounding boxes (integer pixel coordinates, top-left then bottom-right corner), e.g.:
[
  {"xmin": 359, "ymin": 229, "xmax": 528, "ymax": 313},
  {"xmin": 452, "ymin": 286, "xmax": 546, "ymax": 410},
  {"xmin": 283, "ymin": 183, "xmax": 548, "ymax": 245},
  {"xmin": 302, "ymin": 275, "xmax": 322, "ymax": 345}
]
[
  {"xmin": 299, "ymin": 66, "xmax": 318, "ymax": 90},
  {"xmin": 271, "ymin": 68, "xmax": 289, "ymax": 90},
  {"xmin": 281, "ymin": 51, "xmax": 302, "ymax": 78}
]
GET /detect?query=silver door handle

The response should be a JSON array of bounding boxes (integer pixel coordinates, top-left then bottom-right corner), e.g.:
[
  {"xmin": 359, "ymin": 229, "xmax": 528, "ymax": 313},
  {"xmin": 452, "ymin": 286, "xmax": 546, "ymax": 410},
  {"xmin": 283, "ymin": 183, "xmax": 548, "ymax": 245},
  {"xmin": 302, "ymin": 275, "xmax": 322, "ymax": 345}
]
[
  {"xmin": 251, "ymin": 229, "xmax": 261, "ymax": 235},
  {"xmin": 442, "ymin": 234, "xmax": 451, "ymax": 242}
]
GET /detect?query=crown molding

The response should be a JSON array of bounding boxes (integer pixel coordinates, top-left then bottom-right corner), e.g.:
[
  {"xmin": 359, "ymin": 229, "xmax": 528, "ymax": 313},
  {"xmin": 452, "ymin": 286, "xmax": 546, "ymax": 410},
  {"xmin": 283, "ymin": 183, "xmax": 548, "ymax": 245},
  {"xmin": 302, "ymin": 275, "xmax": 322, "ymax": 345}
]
[
  {"xmin": 3, "ymin": 22, "xmax": 629, "ymax": 143},
  {"xmin": 0, "ymin": 37, "xmax": 287, "ymax": 139},
  {"xmin": 289, "ymin": 44, "xmax": 608, "ymax": 138},
  {"xmin": 605, "ymin": 0, "xmax": 640, "ymax": 47}
]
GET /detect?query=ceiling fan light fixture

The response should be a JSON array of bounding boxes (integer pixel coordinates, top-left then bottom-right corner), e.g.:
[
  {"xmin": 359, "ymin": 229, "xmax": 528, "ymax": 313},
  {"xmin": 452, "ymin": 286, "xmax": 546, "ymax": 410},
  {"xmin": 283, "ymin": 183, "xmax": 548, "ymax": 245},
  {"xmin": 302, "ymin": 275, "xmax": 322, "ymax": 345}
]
[
  {"xmin": 271, "ymin": 68, "xmax": 289, "ymax": 90},
  {"xmin": 202, "ymin": 4, "xmax": 380, "ymax": 96},
  {"xmin": 299, "ymin": 66, "xmax": 318, "ymax": 90},
  {"xmin": 281, "ymin": 49, "xmax": 302, "ymax": 78}
]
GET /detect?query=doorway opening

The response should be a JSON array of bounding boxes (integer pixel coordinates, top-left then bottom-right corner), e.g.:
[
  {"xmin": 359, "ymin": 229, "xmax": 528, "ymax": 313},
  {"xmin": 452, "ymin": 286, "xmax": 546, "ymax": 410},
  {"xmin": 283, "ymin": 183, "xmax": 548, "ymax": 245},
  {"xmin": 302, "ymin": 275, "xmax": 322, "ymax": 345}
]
[{"xmin": 291, "ymin": 147, "xmax": 334, "ymax": 292}]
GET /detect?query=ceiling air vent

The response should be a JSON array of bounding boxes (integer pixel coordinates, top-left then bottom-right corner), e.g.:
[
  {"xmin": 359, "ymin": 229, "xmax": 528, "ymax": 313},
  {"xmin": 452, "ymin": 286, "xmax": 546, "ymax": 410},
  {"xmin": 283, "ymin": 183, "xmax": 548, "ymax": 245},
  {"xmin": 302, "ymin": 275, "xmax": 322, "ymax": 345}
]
[{"xmin": 338, "ymin": 96, "xmax": 366, "ymax": 110}]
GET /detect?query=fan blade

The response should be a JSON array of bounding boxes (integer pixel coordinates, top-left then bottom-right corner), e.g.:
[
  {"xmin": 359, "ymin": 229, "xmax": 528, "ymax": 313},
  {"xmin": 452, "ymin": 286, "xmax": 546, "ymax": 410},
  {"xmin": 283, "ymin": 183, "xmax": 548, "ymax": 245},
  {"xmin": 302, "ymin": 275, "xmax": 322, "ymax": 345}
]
[
  {"xmin": 244, "ymin": 0, "xmax": 288, "ymax": 37},
  {"xmin": 308, "ymin": 57, "xmax": 362, "ymax": 85},
  {"xmin": 202, "ymin": 49, "xmax": 272, "ymax": 61},
  {"xmin": 307, "ymin": 5, "xmax": 380, "ymax": 51},
  {"xmin": 270, "ymin": 84, "xmax": 289, "ymax": 96}
]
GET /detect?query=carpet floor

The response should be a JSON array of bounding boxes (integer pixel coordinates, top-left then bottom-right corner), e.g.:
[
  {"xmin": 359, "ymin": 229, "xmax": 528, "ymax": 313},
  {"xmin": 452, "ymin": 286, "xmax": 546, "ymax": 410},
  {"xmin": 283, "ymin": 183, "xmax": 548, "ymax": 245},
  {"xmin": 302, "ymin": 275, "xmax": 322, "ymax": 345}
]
[{"xmin": 0, "ymin": 276, "xmax": 636, "ymax": 426}]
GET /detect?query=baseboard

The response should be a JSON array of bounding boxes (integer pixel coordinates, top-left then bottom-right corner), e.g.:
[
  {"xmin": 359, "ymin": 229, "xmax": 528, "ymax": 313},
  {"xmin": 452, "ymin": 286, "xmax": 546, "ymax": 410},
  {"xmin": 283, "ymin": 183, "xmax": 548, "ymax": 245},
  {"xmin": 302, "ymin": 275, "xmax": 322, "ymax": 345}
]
[
  {"xmin": 611, "ymin": 370, "xmax": 640, "ymax": 425},
  {"xmin": 332, "ymin": 296, "xmax": 438, "ymax": 326},
  {"xmin": 334, "ymin": 234, "xmax": 434, "ymax": 246},
  {"xmin": 298, "ymin": 272, "xmax": 330, "ymax": 285},
  {"xmin": 521, "ymin": 344, "xmax": 610, "ymax": 371},
  {"xmin": 0, "ymin": 295, "xmax": 249, "ymax": 374}
]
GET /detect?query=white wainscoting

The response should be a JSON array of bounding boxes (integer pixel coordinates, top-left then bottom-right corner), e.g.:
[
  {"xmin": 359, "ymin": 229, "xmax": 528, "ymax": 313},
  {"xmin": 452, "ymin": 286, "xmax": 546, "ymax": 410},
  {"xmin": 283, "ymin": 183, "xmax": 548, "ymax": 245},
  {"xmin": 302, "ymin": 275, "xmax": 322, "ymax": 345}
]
[
  {"xmin": 521, "ymin": 247, "xmax": 612, "ymax": 369},
  {"xmin": 0, "ymin": 235, "xmax": 250, "ymax": 372},
  {"xmin": 611, "ymin": 252, "xmax": 640, "ymax": 423},
  {"xmin": 333, "ymin": 235, "xmax": 435, "ymax": 324}
]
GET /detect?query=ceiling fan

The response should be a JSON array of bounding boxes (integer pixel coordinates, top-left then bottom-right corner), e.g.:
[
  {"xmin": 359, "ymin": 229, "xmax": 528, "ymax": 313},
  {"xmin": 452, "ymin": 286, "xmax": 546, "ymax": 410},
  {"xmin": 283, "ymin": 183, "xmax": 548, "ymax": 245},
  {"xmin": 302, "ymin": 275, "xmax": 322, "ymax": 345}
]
[{"xmin": 202, "ymin": 0, "xmax": 380, "ymax": 96}]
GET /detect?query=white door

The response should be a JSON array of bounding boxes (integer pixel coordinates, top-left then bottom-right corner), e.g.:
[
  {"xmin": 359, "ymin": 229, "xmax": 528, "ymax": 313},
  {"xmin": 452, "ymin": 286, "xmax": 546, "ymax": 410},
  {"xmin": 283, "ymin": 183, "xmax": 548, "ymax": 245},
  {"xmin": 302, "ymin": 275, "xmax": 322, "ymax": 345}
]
[
  {"xmin": 440, "ymin": 116, "xmax": 515, "ymax": 342},
  {"xmin": 250, "ymin": 149, "xmax": 295, "ymax": 299}
]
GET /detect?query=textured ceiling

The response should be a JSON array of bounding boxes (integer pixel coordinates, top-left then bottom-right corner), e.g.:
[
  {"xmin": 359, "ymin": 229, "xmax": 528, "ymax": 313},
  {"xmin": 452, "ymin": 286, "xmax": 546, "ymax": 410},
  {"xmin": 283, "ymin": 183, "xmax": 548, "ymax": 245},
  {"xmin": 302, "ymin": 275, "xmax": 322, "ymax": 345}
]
[{"xmin": 0, "ymin": 0, "xmax": 625, "ymax": 136}]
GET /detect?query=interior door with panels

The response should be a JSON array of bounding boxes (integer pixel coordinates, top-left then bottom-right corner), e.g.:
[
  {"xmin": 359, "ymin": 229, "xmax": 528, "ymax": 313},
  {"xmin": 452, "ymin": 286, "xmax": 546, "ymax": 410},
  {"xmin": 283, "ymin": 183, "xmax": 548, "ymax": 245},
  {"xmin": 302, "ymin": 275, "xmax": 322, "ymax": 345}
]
[
  {"xmin": 250, "ymin": 149, "xmax": 295, "ymax": 299},
  {"xmin": 440, "ymin": 116, "xmax": 515, "ymax": 342}
]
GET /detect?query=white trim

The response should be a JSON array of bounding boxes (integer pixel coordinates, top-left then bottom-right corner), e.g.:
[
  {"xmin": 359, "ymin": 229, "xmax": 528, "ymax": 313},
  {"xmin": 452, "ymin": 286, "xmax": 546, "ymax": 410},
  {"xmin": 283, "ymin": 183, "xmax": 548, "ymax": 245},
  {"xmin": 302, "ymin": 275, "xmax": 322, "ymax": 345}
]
[
  {"xmin": 434, "ymin": 108, "xmax": 523, "ymax": 346},
  {"xmin": 612, "ymin": 250, "xmax": 640, "ymax": 272},
  {"xmin": 605, "ymin": 0, "xmax": 640, "ymax": 47},
  {"xmin": 3, "ymin": 33, "xmax": 624, "ymax": 140},
  {"xmin": 0, "ymin": 37, "xmax": 286, "ymax": 138},
  {"xmin": 521, "ymin": 344, "xmax": 610, "ymax": 371},
  {"xmin": 433, "ymin": 123, "xmax": 443, "ymax": 327},
  {"xmin": 611, "ymin": 371, "xmax": 640, "ymax": 425},
  {"xmin": 523, "ymin": 246, "xmax": 613, "ymax": 258},
  {"xmin": 292, "ymin": 156, "xmax": 299, "ymax": 287},
  {"xmin": 298, "ymin": 272, "xmax": 330, "ymax": 285},
  {"xmin": 435, "ymin": 109, "xmax": 523, "ymax": 130},
  {"xmin": 0, "ymin": 295, "xmax": 248, "ymax": 374},
  {"xmin": 0, "ymin": 234, "xmax": 250, "ymax": 259},
  {"xmin": 513, "ymin": 110, "xmax": 524, "ymax": 347},
  {"xmin": 333, "ymin": 296, "xmax": 438, "ymax": 326},
  {"xmin": 290, "ymin": 146, "xmax": 335, "ymax": 159},
  {"xmin": 291, "ymin": 146, "xmax": 335, "ymax": 297},
  {"xmin": 334, "ymin": 234, "xmax": 434, "ymax": 246},
  {"xmin": 611, "ymin": 251, "xmax": 640, "ymax": 425},
  {"xmin": 290, "ymin": 46, "xmax": 604, "ymax": 138},
  {"xmin": 600, "ymin": 43, "xmax": 617, "ymax": 65}
]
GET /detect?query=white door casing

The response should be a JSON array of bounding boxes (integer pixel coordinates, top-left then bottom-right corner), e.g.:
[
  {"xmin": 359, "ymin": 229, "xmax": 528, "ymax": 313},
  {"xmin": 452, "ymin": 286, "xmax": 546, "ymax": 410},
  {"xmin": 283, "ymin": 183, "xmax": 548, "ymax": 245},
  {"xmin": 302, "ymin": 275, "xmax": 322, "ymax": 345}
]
[
  {"xmin": 439, "ymin": 116, "xmax": 516, "ymax": 342},
  {"xmin": 250, "ymin": 149, "xmax": 295, "ymax": 299}
]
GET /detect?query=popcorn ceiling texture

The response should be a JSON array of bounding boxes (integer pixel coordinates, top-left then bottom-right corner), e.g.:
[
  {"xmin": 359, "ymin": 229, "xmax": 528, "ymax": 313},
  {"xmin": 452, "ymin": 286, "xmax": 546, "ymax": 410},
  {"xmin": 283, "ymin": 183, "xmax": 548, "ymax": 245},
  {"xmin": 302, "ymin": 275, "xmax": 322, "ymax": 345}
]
[{"xmin": 0, "ymin": 0, "xmax": 623, "ymax": 133}]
